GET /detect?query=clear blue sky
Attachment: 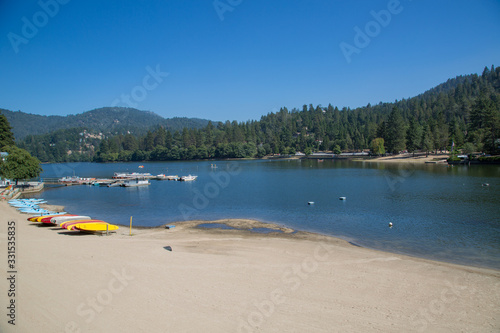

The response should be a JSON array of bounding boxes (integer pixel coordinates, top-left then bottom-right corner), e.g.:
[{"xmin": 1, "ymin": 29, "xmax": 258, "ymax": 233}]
[{"xmin": 1, "ymin": 0, "xmax": 499, "ymax": 122}]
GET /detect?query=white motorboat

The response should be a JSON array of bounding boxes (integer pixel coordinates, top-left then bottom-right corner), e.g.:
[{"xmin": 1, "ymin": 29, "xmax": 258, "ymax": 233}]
[
  {"xmin": 113, "ymin": 172, "xmax": 154, "ymax": 179},
  {"xmin": 179, "ymin": 175, "xmax": 197, "ymax": 181},
  {"xmin": 121, "ymin": 179, "xmax": 151, "ymax": 187}
]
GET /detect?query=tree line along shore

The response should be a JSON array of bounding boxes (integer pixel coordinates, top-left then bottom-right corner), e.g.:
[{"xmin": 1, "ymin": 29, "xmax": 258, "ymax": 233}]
[{"xmin": 1, "ymin": 66, "xmax": 499, "ymax": 168}]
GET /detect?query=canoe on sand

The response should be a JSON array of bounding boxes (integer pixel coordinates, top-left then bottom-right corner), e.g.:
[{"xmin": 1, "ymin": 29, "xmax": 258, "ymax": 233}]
[
  {"xmin": 40, "ymin": 214, "xmax": 76, "ymax": 224},
  {"xmin": 75, "ymin": 223, "xmax": 119, "ymax": 232},
  {"xmin": 61, "ymin": 219, "xmax": 104, "ymax": 230},
  {"xmin": 50, "ymin": 215, "xmax": 91, "ymax": 224}
]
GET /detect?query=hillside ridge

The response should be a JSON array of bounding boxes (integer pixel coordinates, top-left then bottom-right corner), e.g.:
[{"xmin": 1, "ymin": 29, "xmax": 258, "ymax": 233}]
[{"xmin": 0, "ymin": 107, "xmax": 210, "ymax": 140}]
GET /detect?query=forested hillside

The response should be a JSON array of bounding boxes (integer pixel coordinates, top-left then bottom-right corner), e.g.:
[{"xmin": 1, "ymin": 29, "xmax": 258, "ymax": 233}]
[
  {"xmin": 15, "ymin": 66, "xmax": 500, "ymax": 162},
  {"xmin": 18, "ymin": 128, "xmax": 100, "ymax": 162},
  {"xmin": 2, "ymin": 107, "xmax": 209, "ymax": 140}
]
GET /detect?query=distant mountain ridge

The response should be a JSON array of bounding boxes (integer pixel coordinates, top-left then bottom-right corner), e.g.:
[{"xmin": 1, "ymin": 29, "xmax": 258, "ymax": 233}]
[
  {"xmin": 4, "ymin": 65, "xmax": 499, "ymax": 164},
  {"xmin": 0, "ymin": 107, "xmax": 210, "ymax": 140}
]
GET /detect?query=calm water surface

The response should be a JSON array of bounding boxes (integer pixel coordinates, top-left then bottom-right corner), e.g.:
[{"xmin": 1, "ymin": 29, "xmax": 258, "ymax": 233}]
[{"xmin": 36, "ymin": 159, "xmax": 500, "ymax": 269}]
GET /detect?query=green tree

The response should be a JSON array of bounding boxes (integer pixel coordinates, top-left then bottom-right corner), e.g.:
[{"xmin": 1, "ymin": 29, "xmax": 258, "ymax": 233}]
[
  {"xmin": 386, "ymin": 107, "xmax": 406, "ymax": 154},
  {"xmin": 154, "ymin": 126, "xmax": 167, "ymax": 147},
  {"xmin": 462, "ymin": 142, "xmax": 475, "ymax": 155},
  {"xmin": 196, "ymin": 146, "xmax": 208, "ymax": 159},
  {"xmin": 376, "ymin": 121, "xmax": 387, "ymax": 139},
  {"xmin": 256, "ymin": 145, "xmax": 266, "ymax": 158},
  {"xmin": 98, "ymin": 139, "xmax": 109, "ymax": 154},
  {"xmin": 123, "ymin": 134, "xmax": 138, "ymax": 151},
  {"xmin": 406, "ymin": 117, "xmax": 421, "ymax": 155},
  {"xmin": 421, "ymin": 124, "xmax": 434, "ymax": 157},
  {"xmin": 370, "ymin": 138, "xmax": 385, "ymax": 155},
  {"xmin": 0, "ymin": 112, "xmax": 15, "ymax": 148},
  {"xmin": 469, "ymin": 90, "xmax": 500, "ymax": 153},
  {"xmin": 0, "ymin": 146, "xmax": 42, "ymax": 184},
  {"xmin": 332, "ymin": 144, "xmax": 342, "ymax": 155},
  {"xmin": 144, "ymin": 131, "xmax": 155, "ymax": 151}
]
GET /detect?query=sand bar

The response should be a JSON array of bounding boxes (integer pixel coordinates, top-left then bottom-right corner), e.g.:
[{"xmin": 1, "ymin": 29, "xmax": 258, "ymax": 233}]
[
  {"xmin": 354, "ymin": 153, "xmax": 450, "ymax": 164},
  {"xmin": 0, "ymin": 201, "xmax": 499, "ymax": 332}
]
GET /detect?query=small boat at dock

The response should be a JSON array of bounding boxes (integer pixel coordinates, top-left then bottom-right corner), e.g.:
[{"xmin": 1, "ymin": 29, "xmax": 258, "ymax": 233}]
[
  {"xmin": 113, "ymin": 172, "xmax": 154, "ymax": 179},
  {"xmin": 179, "ymin": 175, "xmax": 197, "ymax": 181},
  {"xmin": 121, "ymin": 179, "xmax": 151, "ymax": 187},
  {"xmin": 93, "ymin": 179, "xmax": 114, "ymax": 186},
  {"xmin": 59, "ymin": 176, "xmax": 95, "ymax": 185}
]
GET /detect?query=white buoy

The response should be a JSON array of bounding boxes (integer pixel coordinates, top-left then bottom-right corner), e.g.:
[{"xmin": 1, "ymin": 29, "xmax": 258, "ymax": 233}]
[
  {"xmin": 308, "ymin": 202, "xmax": 314, "ymax": 205},
  {"xmin": 389, "ymin": 222, "xmax": 393, "ymax": 228}
]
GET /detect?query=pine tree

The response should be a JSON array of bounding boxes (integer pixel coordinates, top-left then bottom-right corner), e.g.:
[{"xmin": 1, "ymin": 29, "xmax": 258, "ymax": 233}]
[
  {"xmin": 0, "ymin": 112, "xmax": 15, "ymax": 148},
  {"xmin": 470, "ymin": 90, "xmax": 500, "ymax": 153},
  {"xmin": 386, "ymin": 107, "xmax": 406, "ymax": 154},
  {"xmin": 406, "ymin": 117, "xmax": 421, "ymax": 155},
  {"xmin": 421, "ymin": 124, "xmax": 434, "ymax": 157}
]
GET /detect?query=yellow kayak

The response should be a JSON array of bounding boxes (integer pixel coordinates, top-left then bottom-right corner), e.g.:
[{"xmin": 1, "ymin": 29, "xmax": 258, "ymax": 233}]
[
  {"xmin": 62, "ymin": 219, "xmax": 103, "ymax": 230},
  {"xmin": 74, "ymin": 223, "xmax": 119, "ymax": 232}
]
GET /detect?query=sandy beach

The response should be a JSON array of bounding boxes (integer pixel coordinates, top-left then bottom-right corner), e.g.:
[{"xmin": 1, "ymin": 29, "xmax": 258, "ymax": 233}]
[
  {"xmin": 0, "ymin": 201, "xmax": 499, "ymax": 333},
  {"xmin": 355, "ymin": 153, "xmax": 450, "ymax": 164}
]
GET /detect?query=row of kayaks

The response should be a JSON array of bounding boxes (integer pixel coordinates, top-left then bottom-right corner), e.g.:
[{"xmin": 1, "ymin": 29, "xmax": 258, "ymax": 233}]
[
  {"xmin": 8, "ymin": 198, "xmax": 66, "ymax": 215},
  {"xmin": 28, "ymin": 213, "xmax": 120, "ymax": 232},
  {"xmin": 10, "ymin": 199, "xmax": 119, "ymax": 233}
]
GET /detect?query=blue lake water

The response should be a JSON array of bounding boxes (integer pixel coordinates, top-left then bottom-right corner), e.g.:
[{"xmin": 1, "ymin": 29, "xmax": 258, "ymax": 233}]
[{"xmin": 34, "ymin": 159, "xmax": 500, "ymax": 269}]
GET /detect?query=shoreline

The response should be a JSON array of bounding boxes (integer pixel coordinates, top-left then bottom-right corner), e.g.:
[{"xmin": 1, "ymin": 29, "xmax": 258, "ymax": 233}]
[
  {"xmin": 39, "ymin": 202, "xmax": 500, "ymax": 271},
  {"xmin": 40, "ymin": 153, "xmax": 449, "ymax": 166},
  {"xmin": 1, "ymin": 201, "xmax": 499, "ymax": 332},
  {"xmin": 130, "ymin": 219, "xmax": 500, "ymax": 271},
  {"xmin": 353, "ymin": 153, "xmax": 449, "ymax": 164},
  {"xmin": 8, "ymin": 201, "xmax": 500, "ymax": 274}
]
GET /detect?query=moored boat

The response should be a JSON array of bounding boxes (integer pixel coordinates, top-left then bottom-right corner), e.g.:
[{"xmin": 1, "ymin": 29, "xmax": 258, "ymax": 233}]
[
  {"xmin": 58, "ymin": 176, "xmax": 94, "ymax": 185},
  {"xmin": 93, "ymin": 179, "xmax": 114, "ymax": 186},
  {"xmin": 121, "ymin": 179, "xmax": 151, "ymax": 187},
  {"xmin": 113, "ymin": 172, "xmax": 154, "ymax": 179},
  {"xmin": 179, "ymin": 175, "xmax": 197, "ymax": 181}
]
